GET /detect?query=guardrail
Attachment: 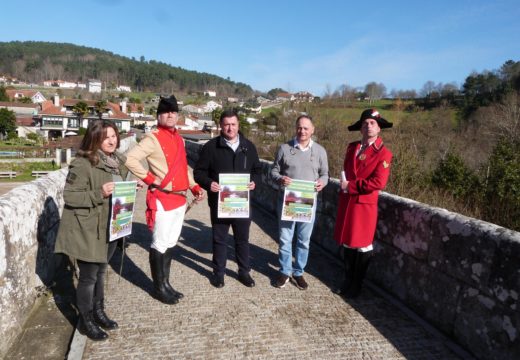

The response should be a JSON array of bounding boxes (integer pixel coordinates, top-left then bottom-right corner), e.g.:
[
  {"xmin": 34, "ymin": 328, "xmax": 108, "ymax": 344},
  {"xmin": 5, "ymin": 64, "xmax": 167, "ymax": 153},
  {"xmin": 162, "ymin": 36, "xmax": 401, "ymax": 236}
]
[
  {"xmin": 0, "ymin": 171, "xmax": 17, "ymax": 178},
  {"xmin": 31, "ymin": 171, "xmax": 50, "ymax": 178}
]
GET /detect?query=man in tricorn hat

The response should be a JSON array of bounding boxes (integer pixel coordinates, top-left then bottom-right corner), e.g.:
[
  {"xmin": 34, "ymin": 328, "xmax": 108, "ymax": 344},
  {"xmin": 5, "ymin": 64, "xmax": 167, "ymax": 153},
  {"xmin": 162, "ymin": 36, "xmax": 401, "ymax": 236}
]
[
  {"xmin": 126, "ymin": 95, "xmax": 204, "ymax": 304},
  {"xmin": 333, "ymin": 108, "xmax": 393, "ymax": 298}
]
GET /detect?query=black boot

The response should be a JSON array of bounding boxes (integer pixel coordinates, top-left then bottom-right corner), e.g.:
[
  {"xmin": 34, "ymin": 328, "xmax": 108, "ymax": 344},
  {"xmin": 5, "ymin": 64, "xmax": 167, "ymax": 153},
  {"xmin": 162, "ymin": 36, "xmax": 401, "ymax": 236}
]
[
  {"xmin": 163, "ymin": 247, "xmax": 184, "ymax": 299},
  {"xmin": 93, "ymin": 299, "xmax": 118, "ymax": 330},
  {"xmin": 334, "ymin": 247, "xmax": 357, "ymax": 296},
  {"xmin": 344, "ymin": 251, "xmax": 373, "ymax": 299},
  {"xmin": 78, "ymin": 311, "xmax": 108, "ymax": 341},
  {"xmin": 149, "ymin": 248, "xmax": 179, "ymax": 304}
]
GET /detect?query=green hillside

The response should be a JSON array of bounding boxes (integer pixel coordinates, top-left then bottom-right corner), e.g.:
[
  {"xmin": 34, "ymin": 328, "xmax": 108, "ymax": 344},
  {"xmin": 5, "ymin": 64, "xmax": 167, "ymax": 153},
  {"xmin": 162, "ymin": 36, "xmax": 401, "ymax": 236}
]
[{"xmin": 0, "ymin": 41, "xmax": 253, "ymax": 97}]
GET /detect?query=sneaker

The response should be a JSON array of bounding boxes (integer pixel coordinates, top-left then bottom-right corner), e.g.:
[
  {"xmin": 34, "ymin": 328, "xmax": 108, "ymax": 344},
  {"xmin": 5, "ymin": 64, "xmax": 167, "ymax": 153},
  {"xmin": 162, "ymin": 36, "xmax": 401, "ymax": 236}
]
[
  {"xmin": 275, "ymin": 274, "xmax": 290, "ymax": 288},
  {"xmin": 238, "ymin": 273, "xmax": 255, "ymax": 287},
  {"xmin": 292, "ymin": 275, "xmax": 308, "ymax": 290}
]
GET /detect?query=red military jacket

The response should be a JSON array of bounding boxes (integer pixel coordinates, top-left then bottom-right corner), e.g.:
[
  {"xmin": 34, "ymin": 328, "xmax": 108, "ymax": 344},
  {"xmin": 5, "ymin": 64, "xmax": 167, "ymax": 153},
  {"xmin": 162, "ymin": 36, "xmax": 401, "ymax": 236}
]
[{"xmin": 334, "ymin": 136, "xmax": 392, "ymax": 248}]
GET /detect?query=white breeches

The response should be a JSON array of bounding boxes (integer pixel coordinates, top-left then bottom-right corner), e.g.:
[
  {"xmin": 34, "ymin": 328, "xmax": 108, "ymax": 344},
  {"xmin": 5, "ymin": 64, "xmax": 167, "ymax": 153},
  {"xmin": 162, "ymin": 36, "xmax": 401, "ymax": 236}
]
[{"xmin": 151, "ymin": 200, "xmax": 186, "ymax": 254}]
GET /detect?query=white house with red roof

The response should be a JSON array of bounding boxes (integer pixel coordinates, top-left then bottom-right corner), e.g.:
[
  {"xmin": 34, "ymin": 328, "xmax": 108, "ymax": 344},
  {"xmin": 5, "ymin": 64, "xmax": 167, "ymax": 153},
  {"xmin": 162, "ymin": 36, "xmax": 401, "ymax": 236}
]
[
  {"xmin": 6, "ymin": 89, "xmax": 47, "ymax": 103},
  {"xmin": 36, "ymin": 95, "xmax": 131, "ymax": 139}
]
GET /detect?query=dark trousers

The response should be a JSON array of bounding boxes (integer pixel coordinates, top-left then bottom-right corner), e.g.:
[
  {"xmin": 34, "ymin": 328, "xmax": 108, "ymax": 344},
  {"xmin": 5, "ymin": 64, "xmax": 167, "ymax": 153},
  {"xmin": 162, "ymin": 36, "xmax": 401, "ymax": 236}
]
[
  {"xmin": 76, "ymin": 242, "xmax": 117, "ymax": 314},
  {"xmin": 211, "ymin": 218, "xmax": 251, "ymax": 278}
]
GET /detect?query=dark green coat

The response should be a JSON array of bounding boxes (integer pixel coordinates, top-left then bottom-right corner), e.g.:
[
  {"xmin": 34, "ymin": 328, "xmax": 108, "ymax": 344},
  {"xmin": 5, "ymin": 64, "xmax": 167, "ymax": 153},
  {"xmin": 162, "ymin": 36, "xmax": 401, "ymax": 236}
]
[{"xmin": 55, "ymin": 153, "xmax": 129, "ymax": 263}]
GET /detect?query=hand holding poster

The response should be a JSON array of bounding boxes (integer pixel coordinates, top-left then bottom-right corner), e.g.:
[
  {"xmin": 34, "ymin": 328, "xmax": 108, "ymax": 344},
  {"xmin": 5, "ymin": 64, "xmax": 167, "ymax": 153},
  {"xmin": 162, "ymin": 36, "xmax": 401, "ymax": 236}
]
[
  {"xmin": 281, "ymin": 179, "xmax": 316, "ymax": 223},
  {"xmin": 109, "ymin": 181, "xmax": 137, "ymax": 241},
  {"xmin": 218, "ymin": 173, "xmax": 250, "ymax": 218}
]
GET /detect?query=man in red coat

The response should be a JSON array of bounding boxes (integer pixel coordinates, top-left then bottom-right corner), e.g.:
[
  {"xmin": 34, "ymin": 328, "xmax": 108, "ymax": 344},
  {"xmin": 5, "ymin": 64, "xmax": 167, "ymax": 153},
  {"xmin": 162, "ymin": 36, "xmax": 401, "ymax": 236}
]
[{"xmin": 334, "ymin": 108, "xmax": 393, "ymax": 298}]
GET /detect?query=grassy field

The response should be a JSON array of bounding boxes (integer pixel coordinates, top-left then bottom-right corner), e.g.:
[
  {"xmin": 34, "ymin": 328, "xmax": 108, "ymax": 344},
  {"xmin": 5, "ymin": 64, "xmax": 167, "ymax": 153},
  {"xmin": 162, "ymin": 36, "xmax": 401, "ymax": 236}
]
[{"xmin": 0, "ymin": 161, "xmax": 57, "ymax": 182}]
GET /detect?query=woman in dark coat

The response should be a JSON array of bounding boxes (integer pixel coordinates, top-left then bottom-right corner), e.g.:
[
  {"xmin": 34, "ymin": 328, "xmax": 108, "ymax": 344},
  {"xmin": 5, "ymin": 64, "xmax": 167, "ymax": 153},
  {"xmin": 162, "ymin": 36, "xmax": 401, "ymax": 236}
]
[{"xmin": 55, "ymin": 120, "xmax": 130, "ymax": 341}]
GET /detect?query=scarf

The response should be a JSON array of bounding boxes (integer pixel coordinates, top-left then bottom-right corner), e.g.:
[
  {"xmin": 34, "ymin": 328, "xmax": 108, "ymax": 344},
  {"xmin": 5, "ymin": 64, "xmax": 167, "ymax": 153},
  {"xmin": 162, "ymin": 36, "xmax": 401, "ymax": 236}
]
[{"xmin": 97, "ymin": 150, "xmax": 121, "ymax": 176}]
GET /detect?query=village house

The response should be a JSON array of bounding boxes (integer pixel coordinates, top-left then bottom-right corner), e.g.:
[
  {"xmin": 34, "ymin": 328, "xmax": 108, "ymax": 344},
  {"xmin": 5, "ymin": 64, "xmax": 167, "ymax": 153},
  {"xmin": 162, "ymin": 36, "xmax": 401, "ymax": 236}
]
[
  {"xmin": 88, "ymin": 79, "xmax": 102, "ymax": 93},
  {"xmin": 276, "ymin": 92, "xmax": 295, "ymax": 102},
  {"xmin": 42, "ymin": 80, "xmax": 86, "ymax": 89},
  {"xmin": 0, "ymin": 101, "xmax": 39, "ymax": 116},
  {"xmin": 5, "ymin": 89, "xmax": 47, "ymax": 103},
  {"xmin": 116, "ymin": 85, "xmax": 132, "ymax": 92},
  {"xmin": 293, "ymin": 91, "xmax": 315, "ymax": 102},
  {"xmin": 36, "ymin": 95, "xmax": 131, "ymax": 139}
]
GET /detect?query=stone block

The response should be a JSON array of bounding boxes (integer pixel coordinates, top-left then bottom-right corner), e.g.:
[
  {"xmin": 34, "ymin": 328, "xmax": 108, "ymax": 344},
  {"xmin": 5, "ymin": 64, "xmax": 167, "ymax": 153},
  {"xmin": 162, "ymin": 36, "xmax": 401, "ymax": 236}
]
[
  {"xmin": 487, "ymin": 229, "xmax": 520, "ymax": 310},
  {"xmin": 429, "ymin": 212, "xmax": 497, "ymax": 291},
  {"xmin": 377, "ymin": 194, "xmax": 431, "ymax": 259},
  {"xmin": 454, "ymin": 286, "xmax": 520, "ymax": 360}
]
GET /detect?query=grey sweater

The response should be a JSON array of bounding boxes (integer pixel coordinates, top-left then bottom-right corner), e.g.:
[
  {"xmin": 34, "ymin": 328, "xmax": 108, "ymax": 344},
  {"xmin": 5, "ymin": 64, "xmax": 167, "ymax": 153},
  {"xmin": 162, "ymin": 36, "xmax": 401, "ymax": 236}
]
[{"xmin": 271, "ymin": 139, "xmax": 329, "ymax": 187}]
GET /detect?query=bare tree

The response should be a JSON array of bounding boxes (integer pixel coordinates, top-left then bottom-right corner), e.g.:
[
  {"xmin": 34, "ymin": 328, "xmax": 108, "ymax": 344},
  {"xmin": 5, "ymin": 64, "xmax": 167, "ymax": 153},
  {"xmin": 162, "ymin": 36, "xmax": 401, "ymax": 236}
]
[
  {"xmin": 420, "ymin": 81, "xmax": 436, "ymax": 98},
  {"xmin": 364, "ymin": 82, "xmax": 386, "ymax": 104},
  {"xmin": 490, "ymin": 92, "xmax": 520, "ymax": 138}
]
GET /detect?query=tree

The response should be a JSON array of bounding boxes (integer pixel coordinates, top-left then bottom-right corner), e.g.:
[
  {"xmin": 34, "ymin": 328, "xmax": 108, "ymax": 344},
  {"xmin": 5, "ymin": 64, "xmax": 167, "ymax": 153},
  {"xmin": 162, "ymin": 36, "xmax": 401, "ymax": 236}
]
[
  {"xmin": 420, "ymin": 81, "xmax": 436, "ymax": 98},
  {"xmin": 19, "ymin": 96, "xmax": 32, "ymax": 104},
  {"xmin": 483, "ymin": 138, "xmax": 520, "ymax": 230},
  {"xmin": 266, "ymin": 88, "xmax": 286, "ymax": 100},
  {"xmin": 0, "ymin": 86, "xmax": 8, "ymax": 101},
  {"xmin": 0, "ymin": 108, "xmax": 16, "ymax": 137},
  {"xmin": 364, "ymin": 82, "xmax": 386, "ymax": 103},
  {"xmin": 73, "ymin": 101, "xmax": 89, "ymax": 127},
  {"xmin": 431, "ymin": 152, "xmax": 479, "ymax": 198},
  {"xmin": 95, "ymin": 100, "xmax": 107, "ymax": 119}
]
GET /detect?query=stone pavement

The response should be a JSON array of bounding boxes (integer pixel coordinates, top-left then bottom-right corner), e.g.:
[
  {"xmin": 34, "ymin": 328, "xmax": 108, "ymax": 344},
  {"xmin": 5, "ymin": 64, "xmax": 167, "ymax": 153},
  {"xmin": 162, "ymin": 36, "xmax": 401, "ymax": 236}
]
[{"xmin": 78, "ymin": 189, "xmax": 468, "ymax": 360}]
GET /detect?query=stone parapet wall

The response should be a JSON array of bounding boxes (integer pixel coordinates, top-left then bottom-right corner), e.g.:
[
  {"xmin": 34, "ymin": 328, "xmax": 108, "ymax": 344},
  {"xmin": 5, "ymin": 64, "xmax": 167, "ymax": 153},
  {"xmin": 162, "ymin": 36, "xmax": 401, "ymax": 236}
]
[
  {"xmin": 0, "ymin": 137, "xmax": 136, "ymax": 358},
  {"xmin": 1, "ymin": 139, "xmax": 517, "ymax": 359},
  {"xmin": 0, "ymin": 170, "xmax": 67, "ymax": 357},
  {"xmin": 187, "ymin": 140, "xmax": 519, "ymax": 360}
]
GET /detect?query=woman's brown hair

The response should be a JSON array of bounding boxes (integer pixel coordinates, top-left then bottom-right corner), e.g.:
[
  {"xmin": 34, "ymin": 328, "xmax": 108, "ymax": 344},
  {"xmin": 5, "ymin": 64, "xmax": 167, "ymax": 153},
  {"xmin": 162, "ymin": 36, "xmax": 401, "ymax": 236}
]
[{"xmin": 77, "ymin": 120, "xmax": 120, "ymax": 165}]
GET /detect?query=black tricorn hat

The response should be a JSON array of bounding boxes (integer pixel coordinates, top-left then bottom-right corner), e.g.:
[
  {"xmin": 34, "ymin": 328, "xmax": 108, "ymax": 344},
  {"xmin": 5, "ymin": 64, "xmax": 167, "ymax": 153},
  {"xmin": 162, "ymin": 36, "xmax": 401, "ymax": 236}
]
[
  {"xmin": 348, "ymin": 108, "xmax": 393, "ymax": 131},
  {"xmin": 157, "ymin": 95, "xmax": 179, "ymax": 115}
]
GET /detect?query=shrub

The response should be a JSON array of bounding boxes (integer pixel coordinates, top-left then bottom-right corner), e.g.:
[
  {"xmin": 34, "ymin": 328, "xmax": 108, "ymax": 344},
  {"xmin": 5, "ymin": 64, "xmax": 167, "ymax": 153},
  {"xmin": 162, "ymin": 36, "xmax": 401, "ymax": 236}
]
[
  {"xmin": 482, "ymin": 139, "xmax": 520, "ymax": 230},
  {"xmin": 431, "ymin": 152, "xmax": 480, "ymax": 198}
]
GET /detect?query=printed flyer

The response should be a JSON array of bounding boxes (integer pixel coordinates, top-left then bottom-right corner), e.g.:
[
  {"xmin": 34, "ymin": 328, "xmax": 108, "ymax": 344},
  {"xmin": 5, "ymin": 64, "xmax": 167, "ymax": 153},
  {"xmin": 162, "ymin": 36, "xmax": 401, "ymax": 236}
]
[
  {"xmin": 281, "ymin": 179, "xmax": 316, "ymax": 223},
  {"xmin": 218, "ymin": 173, "xmax": 250, "ymax": 218},
  {"xmin": 109, "ymin": 181, "xmax": 137, "ymax": 241}
]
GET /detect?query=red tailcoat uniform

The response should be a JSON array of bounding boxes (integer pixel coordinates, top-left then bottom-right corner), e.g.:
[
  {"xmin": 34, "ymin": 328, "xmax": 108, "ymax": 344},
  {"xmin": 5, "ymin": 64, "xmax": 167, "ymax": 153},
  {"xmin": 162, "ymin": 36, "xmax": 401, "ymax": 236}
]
[{"xmin": 334, "ymin": 137, "xmax": 392, "ymax": 248}]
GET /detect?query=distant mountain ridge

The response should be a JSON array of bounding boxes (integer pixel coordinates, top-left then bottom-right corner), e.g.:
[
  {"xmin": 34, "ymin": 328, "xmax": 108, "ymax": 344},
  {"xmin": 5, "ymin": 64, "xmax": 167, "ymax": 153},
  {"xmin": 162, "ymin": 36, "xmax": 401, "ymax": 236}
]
[{"xmin": 0, "ymin": 41, "xmax": 253, "ymax": 97}]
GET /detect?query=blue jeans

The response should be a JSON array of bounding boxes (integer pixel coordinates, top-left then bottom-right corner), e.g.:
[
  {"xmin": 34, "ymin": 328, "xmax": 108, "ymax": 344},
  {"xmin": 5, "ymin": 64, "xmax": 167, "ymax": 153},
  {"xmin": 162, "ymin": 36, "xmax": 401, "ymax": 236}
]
[{"xmin": 277, "ymin": 194, "xmax": 315, "ymax": 277}]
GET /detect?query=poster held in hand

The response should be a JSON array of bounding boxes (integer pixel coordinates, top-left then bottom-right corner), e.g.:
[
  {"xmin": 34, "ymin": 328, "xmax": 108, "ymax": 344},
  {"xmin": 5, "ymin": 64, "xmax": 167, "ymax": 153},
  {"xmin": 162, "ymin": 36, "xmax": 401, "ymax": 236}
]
[
  {"xmin": 218, "ymin": 173, "xmax": 250, "ymax": 218},
  {"xmin": 109, "ymin": 181, "xmax": 137, "ymax": 241},
  {"xmin": 281, "ymin": 179, "xmax": 316, "ymax": 223}
]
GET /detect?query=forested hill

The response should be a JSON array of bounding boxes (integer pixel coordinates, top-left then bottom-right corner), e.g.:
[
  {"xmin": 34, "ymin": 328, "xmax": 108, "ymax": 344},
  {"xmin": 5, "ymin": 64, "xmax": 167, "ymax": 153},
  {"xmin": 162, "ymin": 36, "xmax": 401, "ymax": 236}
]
[{"xmin": 0, "ymin": 41, "xmax": 253, "ymax": 96}]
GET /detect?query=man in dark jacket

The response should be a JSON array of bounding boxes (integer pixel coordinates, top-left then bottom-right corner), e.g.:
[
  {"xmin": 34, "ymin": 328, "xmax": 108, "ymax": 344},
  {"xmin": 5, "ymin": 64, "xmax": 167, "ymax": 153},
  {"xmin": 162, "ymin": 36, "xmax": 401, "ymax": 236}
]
[{"xmin": 194, "ymin": 109, "xmax": 262, "ymax": 288}]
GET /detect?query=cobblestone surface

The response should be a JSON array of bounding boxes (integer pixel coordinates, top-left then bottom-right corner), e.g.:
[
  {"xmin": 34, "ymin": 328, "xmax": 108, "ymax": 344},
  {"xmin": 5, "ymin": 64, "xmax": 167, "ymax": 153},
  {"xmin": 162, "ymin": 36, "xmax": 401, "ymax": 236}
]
[{"xmin": 82, "ymin": 190, "xmax": 464, "ymax": 360}]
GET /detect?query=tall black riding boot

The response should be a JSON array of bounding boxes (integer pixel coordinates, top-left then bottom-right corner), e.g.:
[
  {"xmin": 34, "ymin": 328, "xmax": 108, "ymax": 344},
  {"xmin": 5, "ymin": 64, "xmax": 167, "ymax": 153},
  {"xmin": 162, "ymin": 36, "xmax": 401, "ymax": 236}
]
[
  {"xmin": 93, "ymin": 299, "xmax": 118, "ymax": 330},
  {"xmin": 345, "ymin": 250, "xmax": 373, "ymax": 299},
  {"xmin": 335, "ymin": 247, "xmax": 358, "ymax": 296},
  {"xmin": 149, "ymin": 248, "xmax": 179, "ymax": 304},
  {"xmin": 78, "ymin": 310, "xmax": 108, "ymax": 341},
  {"xmin": 164, "ymin": 247, "xmax": 184, "ymax": 299}
]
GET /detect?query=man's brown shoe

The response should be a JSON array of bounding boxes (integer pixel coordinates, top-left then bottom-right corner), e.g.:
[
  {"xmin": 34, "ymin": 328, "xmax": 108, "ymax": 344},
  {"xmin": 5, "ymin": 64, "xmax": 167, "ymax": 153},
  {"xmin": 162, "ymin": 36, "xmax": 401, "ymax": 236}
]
[
  {"xmin": 292, "ymin": 275, "xmax": 308, "ymax": 290},
  {"xmin": 275, "ymin": 274, "xmax": 290, "ymax": 288}
]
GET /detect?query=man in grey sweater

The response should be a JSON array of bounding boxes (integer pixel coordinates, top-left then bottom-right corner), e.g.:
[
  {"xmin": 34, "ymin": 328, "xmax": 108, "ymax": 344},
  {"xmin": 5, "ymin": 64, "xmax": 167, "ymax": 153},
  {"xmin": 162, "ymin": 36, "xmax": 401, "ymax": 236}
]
[{"xmin": 271, "ymin": 115, "xmax": 329, "ymax": 289}]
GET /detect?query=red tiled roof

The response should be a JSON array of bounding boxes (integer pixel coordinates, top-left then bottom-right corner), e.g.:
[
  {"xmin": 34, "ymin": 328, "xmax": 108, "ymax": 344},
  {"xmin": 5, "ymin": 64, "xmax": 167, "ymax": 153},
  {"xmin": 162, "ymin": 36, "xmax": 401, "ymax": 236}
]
[
  {"xmin": 40, "ymin": 101, "xmax": 65, "ymax": 115},
  {"xmin": 0, "ymin": 101, "xmax": 39, "ymax": 108},
  {"xmin": 16, "ymin": 116, "xmax": 35, "ymax": 126},
  {"xmin": 6, "ymin": 89, "xmax": 39, "ymax": 99},
  {"xmin": 106, "ymin": 102, "xmax": 131, "ymax": 120}
]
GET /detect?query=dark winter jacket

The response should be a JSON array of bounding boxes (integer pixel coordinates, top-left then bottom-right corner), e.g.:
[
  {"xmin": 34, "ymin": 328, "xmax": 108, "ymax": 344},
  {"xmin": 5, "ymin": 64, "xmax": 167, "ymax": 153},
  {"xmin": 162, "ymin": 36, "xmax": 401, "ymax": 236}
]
[
  {"xmin": 194, "ymin": 132, "xmax": 262, "ymax": 218},
  {"xmin": 54, "ymin": 153, "xmax": 129, "ymax": 263}
]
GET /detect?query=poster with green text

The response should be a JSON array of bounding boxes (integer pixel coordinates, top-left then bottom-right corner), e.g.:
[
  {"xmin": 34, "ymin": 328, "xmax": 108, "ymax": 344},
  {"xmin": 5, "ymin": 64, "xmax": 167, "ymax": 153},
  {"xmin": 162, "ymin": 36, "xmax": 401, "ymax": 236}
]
[{"xmin": 109, "ymin": 181, "xmax": 137, "ymax": 241}]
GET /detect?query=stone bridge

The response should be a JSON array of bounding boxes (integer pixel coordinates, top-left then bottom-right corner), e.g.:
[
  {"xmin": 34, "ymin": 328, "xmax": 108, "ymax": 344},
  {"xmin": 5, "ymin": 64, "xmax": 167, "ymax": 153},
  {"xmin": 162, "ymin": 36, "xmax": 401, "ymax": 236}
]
[{"xmin": 0, "ymin": 139, "xmax": 518, "ymax": 359}]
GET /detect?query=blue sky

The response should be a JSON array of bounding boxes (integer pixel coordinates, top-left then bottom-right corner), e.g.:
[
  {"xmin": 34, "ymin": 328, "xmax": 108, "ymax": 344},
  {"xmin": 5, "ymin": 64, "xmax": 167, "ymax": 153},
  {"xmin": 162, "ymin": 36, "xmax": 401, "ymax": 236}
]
[{"xmin": 1, "ymin": 0, "xmax": 519, "ymax": 96}]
